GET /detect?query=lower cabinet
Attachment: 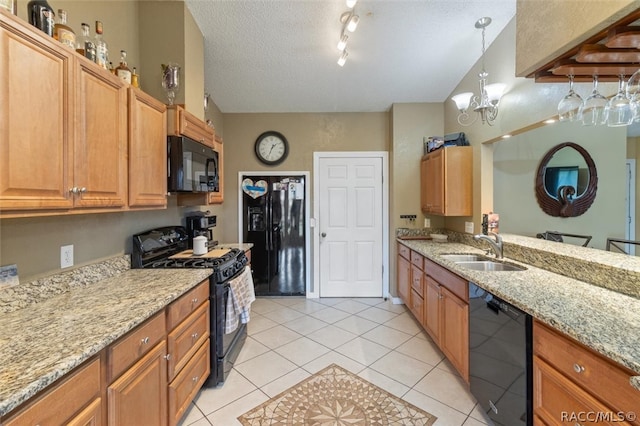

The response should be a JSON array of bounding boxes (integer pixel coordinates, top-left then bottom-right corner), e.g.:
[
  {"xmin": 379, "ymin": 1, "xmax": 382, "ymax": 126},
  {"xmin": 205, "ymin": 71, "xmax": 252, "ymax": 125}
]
[
  {"xmin": 396, "ymin": 241, "xmax": 469, "ymax": 383},
  {"xmin": 533, "ymin": 320, "xmax": 640, "ymax": 426},
  {"xmin": 107, "ymin": 341, "xmax": 168, "ymax": 426},
  {"xmin": 3, "ymin": 358, "xmax": 102, "ymax": 426},
  {"xmin": 423, "ymin": 258, "xmax": 469, "ymax": 382}
]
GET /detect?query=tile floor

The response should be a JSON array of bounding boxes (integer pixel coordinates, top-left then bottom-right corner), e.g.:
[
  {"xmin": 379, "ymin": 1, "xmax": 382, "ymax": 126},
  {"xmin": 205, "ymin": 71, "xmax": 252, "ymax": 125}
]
[{"xmin": 178, "ymin": 297, "xmax": 493, "ymax": 426}]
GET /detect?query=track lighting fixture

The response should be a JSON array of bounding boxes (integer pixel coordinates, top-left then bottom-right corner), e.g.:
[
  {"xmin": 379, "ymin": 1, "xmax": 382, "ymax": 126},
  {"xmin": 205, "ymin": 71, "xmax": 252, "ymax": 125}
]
[{"xmin": 337, "ymin": 50, "xmax": 348, "ymax": 67}]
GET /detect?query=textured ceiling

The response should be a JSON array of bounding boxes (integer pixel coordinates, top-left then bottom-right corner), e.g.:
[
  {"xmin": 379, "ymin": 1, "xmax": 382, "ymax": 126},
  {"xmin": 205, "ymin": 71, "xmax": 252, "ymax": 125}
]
[{"xmin": 185, "ymin": 0, "xmax": 516, "ymax": 113}]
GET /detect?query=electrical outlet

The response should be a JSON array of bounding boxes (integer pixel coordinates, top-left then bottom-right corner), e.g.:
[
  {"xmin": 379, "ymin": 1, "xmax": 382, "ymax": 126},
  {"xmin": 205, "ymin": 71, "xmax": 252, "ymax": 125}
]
[
  {"xmin": 465, "ymin": 221, "xmax": 474, "ymax": 234},
  {"xmin": 424, "ymin": 218, "xmax": 430, "ymax": 228},
  {"xmin": 61, "ymin": 245, "xmax": 74, "ymax": 269}
]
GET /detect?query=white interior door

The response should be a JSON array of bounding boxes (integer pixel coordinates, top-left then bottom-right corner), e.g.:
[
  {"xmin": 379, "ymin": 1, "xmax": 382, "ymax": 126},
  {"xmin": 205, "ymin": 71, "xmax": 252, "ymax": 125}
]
[{"xmin": 317, "ymin": 155, "xmax": 384, "ymax": 297}]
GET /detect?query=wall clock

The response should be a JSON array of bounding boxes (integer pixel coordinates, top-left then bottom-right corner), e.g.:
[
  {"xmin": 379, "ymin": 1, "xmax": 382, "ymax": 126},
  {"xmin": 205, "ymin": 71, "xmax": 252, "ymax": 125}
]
[{"xmin": 254, "ymin": 131, "xmax": 289, "ymax": 165}]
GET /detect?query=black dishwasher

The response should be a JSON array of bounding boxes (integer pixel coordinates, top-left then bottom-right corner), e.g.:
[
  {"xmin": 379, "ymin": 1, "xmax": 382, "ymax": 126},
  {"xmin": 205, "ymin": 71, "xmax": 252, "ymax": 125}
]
[{"xmin": 468, "ymin": 282, "xmax": 532, "ymax": 426}]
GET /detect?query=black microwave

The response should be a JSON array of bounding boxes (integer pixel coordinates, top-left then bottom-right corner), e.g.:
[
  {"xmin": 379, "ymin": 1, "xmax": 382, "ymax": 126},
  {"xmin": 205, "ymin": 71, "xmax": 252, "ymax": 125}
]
[{"xmin": 167, "ymin": 135, "xmax": 219, "ymax": 193}]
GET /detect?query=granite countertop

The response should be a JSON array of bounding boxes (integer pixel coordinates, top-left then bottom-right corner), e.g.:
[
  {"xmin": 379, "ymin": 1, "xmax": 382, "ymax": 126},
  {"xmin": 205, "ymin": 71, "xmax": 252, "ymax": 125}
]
[
  {"xmin": 215, "ymin": 242, "xmax": 254, "ymax": 251},
  {"xmin": 0, "ymin": 268, "xmax": 212, "ymax": 417},
  {"xmin": 397, "ymin": 238, "xmax": 640, "ymax": 392}
]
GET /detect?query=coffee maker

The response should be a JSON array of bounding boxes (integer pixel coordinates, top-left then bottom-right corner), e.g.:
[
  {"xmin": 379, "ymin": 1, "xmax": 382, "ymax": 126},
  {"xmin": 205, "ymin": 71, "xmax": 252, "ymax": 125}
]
[{"xmin": 185, "ymin": 212, "xmax": 217, "ymax": 249}]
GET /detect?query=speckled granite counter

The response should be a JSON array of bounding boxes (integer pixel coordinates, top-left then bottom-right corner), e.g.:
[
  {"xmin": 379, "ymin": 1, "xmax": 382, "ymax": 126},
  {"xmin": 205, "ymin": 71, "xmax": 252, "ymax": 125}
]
[
  {"xmin": 0, "ymin": 267, "xmax": 212, "ymax": 417},
  {"xmin": 215, "ymin": 242, "xmax": 254, "ymax": 251},
  {"xmin": 397, "ymin": 238, "xmax": 640, "ymax": 392}
]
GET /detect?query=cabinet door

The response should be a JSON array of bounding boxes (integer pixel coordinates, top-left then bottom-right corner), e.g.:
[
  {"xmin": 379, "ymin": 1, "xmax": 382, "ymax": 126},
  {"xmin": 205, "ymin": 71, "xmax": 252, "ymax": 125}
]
[
  {"xmin": 67, "ymin": 398, "xmax": 102, "ymax": 426},
  {"xmin": 0, "ymin": 17, "xmax": 74, "ymax": 211},
  {"xmin": 440, "ymin": 286, "xmax": 469, "ymax": 382},
  {"xmin": 424, "ymin": 276, "xmax": 440, "ymax": 341},
  {"xmin": 397, "ymin": 253, "xmax": 411, "ymax": 303},
  {"xmin": 128, "ymin": 87, "xmax": 167, "ymax": 208},
  {"xmin": 533, "ymin": 356, "xmax": 632, "ymax": 426},
  {"xmin": 75, "ymin": 58, "xmax": 127, "ymax": 208},
  {"xmin": 108, "ymin": 341, "xmax": 168, "ymax": 426},
  {"xmin": 425, "ymin": 150, "xmax": 444, "ymax": 214}
]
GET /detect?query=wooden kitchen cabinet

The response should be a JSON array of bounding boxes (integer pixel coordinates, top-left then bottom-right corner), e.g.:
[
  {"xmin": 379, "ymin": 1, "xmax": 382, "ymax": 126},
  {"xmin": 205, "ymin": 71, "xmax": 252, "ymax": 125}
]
[
  {"xmin": 420, "ymin": 147, "xmax": 472, "ymax": 216},
  {"xmin": 74, "ymin": 57, "xmax": 128, "ymax": 209},
  {"xmin": 396, "ymin": 243, "xmax": 411, "ymax": 304},
  {"xmin": 3, "ymin": 357, "xmax": 102, "ymax": 426},
  {"xmin": 167, "ymin": 105, "xmax": 214, "ymax": 147},
  {"xmin": 1, "ymin": 12, "xmax": 168, "ymax": 217},
  {"xmin": 423, "ymin": 257, "xmax": 469, "ymax": 381},
  {"xmin": 107, "ymin": 341, "xmax": 168, "ymax": 426},
  {"xmin": 166, "ymin": 279, "xmax": 210, "ymax": 426},
  {"xmin": 0, "ymin": 12, "xmax": 75, "ymax": 212},
  {"xmin": 533, "ymin": 320, "xmax": 640, "ymax": 425},
  {"xmin": 128, "ymin": 87, "xmax": 168, "ymax": 208}
]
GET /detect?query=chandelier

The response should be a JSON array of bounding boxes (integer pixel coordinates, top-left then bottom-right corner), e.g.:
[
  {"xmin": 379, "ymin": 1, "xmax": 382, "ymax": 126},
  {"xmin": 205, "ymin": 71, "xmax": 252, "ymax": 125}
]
[{"xmin": 451, "ymin": 17, "xmax": 506, "ymax": 126}]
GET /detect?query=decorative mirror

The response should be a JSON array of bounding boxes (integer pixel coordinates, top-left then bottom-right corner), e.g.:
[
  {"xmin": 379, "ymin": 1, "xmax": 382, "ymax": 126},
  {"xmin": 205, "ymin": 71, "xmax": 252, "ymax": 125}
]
[{"xmin": 535, "ymin": 142, "xmax": 598, "ymax": 217}]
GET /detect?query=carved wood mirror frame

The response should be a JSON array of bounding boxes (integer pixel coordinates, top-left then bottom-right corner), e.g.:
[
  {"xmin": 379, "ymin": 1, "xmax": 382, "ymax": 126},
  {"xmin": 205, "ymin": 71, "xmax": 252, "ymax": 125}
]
[{"xmin": 535, "ymin": 142, "xmax": 598, "ymax": 217}]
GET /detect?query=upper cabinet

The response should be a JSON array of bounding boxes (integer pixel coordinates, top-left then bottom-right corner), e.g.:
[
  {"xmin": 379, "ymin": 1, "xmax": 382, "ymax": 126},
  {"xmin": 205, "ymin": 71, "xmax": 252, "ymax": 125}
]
[
  {"xmin": 129, "ymin": 88, "xmax": 168, "ymax": 208},
  {"xmin": 420, "ymin": 147, "xmax": 472, "ymax": 216},
  {"xmin": 0, "ymin": 12, "xmax": 167, "ymax": 218},
  {"xmin": 0, "ymin": 12, "xmax": 75, "ymax": 212},
  {"xmin": 167, "ymin": 105, "xmax": 214, "ymax": 147}
]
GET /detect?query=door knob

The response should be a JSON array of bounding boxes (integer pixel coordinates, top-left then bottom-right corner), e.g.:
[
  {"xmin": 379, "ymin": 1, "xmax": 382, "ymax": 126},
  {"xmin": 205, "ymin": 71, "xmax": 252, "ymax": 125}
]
[{"xmin": 321, "ymin": 232, "xmax": 326, "ymax": 237}]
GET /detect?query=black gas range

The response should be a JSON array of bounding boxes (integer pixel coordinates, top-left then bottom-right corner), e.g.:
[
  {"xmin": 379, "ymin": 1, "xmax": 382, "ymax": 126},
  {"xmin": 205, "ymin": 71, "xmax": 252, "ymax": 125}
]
[{"xmin": 131, "ymin": 226, "xmax": 249, "ymax": 386}]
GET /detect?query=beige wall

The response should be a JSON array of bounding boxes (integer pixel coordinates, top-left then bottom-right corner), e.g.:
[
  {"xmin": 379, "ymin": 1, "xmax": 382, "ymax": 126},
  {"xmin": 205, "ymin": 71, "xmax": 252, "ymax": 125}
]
[
  {"xmin": 493, "ymin": 122, "xmax": 627, "ymax": 250},
  {"xmin": 215, "ymin": 112, "xmax": 390, "ymax": 244}
]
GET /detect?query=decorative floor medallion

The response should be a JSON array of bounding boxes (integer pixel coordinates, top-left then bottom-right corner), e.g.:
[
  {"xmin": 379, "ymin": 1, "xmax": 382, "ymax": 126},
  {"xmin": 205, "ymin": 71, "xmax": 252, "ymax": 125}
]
[{"xmin": 238, "ymin": 364, "xmax": 437, "ymax": 425}]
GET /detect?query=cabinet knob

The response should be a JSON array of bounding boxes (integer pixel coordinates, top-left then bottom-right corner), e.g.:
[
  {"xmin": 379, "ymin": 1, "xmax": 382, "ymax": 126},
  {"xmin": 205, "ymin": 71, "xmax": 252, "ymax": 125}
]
[
  {"xmin": 70, "ymin": 187, "xmax": 79, "ymax": 194},
  {"xmin": 573, "ymin": 363, "xmax": 585, "ymax": 373},
  {"xmin": 140, "ymin": 337, "xmax": 150, "ymax": 345},
  {"xmin": 321, "ymin": 232, "xmax": 327, "ymax": 237},
  {"xmin": 79, "ymin": 187, "xmax": 87, "ymax": 193},
  {"xmin": 192, "ymin": 376, "xmax": 199, "ymax": 382},
  {"xmin": 192, "ymin": 297, "xmax": 198, "ymax": 304},
  {"xmin": 192, "ymin": 332, "xmax": 199, "ymax": 340},
  {"xmin": 164, "ymin": 353, "xmax": 171, "ymax": 360}
]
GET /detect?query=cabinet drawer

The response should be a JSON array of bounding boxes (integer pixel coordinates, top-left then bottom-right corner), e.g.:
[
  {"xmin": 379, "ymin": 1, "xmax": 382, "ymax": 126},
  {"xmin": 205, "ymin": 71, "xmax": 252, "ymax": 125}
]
[
  {"xmin": 4, "ymin": 357, "xmax": 101, "ymax": 426},
  {"xmin": 410, "ymin": 289, "xmax": 424, "ymax": 324},
  {"xmin": 167, "ymin": 279, "xmax": 209, "ymax": 330},
  {"xmin": 167, "ymin": 301, "xmax": 210, "ymax": 381},
  {"xmin": 424, "ymin": 258, "xmax": 468, "ymax": 301},
  {"xmin": 534, "ymin": 321, "xmax": 640, "ymax": 419},
  {"xmin": 397, "ymin": 243, "xmax": 410, "ymax": 260},
  {"xmin": 410, "ymin": 265, "xmax": 423, "ymax": 297},
  {"xmin": 168, "ymin": 339, "xmax": 210, "ymax": 426},
  {"xmin": 410, "ymin": 250, "xmax": 423, "ymax": 269},
  {"xmin": 108, "ymin": 311, "xmax": 166, "ymax": 381},
  {"xmin": 534, "ymin": 356, "xmax": 633, "ymax": 426}
]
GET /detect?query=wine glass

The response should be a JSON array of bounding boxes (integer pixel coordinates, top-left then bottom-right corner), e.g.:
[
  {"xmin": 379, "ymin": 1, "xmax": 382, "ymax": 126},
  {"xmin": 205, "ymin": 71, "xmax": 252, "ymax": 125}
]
[
  {"xmin": 606, "ymin": 74, "xmax": 634, "ymax": 127},
  {"xmin": 626, "ymin": 68, "xmax": 640, "ymax": 122},
  {"xmin": 558, "ymin": 75, "xmax": 583, "ymax": 122},
  {"xmin": 579, "ymin": 75, "xmax": 607, "ymax": 126},
  {"xmin": 161, "ymin": 63, "xmax": 180, "ymax": 105}
]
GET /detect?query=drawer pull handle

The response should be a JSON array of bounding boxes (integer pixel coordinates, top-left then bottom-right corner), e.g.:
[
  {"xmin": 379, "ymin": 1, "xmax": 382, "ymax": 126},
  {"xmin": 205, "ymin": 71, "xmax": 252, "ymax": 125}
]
[
  {"xmin": 192, "ymin": 376, "xmax": 199, "ymax": 382},
  {"xmin": 192, "ymin": 297, "xmax": 198, "ymax": 304},
  {"xmin": 192, "ymin": 332, "xmax": 199, "ymax": 340},
  {"xmin": 141, "ymin": 337, "xmax": 150, "ymax": 345},
  {"xmin": 573, "ymin": 363, "xmax": 585, "ymax": 373}
]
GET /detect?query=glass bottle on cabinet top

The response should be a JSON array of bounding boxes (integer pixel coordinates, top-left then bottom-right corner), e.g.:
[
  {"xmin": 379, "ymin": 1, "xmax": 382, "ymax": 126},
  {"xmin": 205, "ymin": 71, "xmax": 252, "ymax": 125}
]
[
  {"xmin": 131, "ymin": 67, "xmax": 140, "ymax": 88},
  {"xmin": 116, "ymin": 50, "xmax": 132, "ymax": 84},
  {"xmin": 53, "ymin": 9, "xmax": 76, "ymax": 50},
  {"xmin": 27, "ymin": 0, "xmax": 55, "ymax": 37},
  {"xmin": 76, "ymin": 23, "xmax": 96, "ymax": 62},
  {"xmin": 94, "ymin": 20, "xmax": 109, "ymax": 69}
]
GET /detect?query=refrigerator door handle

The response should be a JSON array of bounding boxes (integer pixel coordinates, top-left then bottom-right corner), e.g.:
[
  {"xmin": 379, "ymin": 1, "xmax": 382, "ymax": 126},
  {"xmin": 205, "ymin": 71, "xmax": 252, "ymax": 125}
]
[{"xmin": 266, "ymin": 192, "xmax": 272, "ymax": 250}]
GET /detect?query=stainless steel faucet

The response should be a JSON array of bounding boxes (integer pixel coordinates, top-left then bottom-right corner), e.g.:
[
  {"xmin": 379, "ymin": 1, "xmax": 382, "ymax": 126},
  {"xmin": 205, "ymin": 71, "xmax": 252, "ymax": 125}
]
[{"xmin": 474, "ymin": 232, "xmax": 503, "ymax": 258}]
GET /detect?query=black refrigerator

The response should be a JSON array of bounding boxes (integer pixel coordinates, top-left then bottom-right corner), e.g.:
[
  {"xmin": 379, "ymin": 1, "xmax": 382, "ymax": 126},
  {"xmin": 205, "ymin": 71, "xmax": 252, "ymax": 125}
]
[{"xmin": 241, "ymin": 175, "xmax": 306, "ymax": 296}]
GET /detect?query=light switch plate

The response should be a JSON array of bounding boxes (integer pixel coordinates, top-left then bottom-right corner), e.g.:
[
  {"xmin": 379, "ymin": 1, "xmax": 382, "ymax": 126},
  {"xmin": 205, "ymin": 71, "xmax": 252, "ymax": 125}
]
[
  {"xmin": 424, "ymin": 218, "xmax": 430, "ymax": 228},
  {"xmin": 465, "ymin": 221, "xmax": 474, "ymax": 234},
  {"xmin": 61, "ymin": 245, "xmax": 74, "ymax": 269}
]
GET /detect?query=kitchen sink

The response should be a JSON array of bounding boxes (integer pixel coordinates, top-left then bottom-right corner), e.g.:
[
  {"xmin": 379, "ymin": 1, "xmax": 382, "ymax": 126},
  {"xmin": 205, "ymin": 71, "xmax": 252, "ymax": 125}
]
[
  {"xmin": 440, "ymin": 253, "xmax": 491, "ymax": 262},
  {"xmin": 455, "ymin": 260, "xmax": 527, "ymax": 272}
]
